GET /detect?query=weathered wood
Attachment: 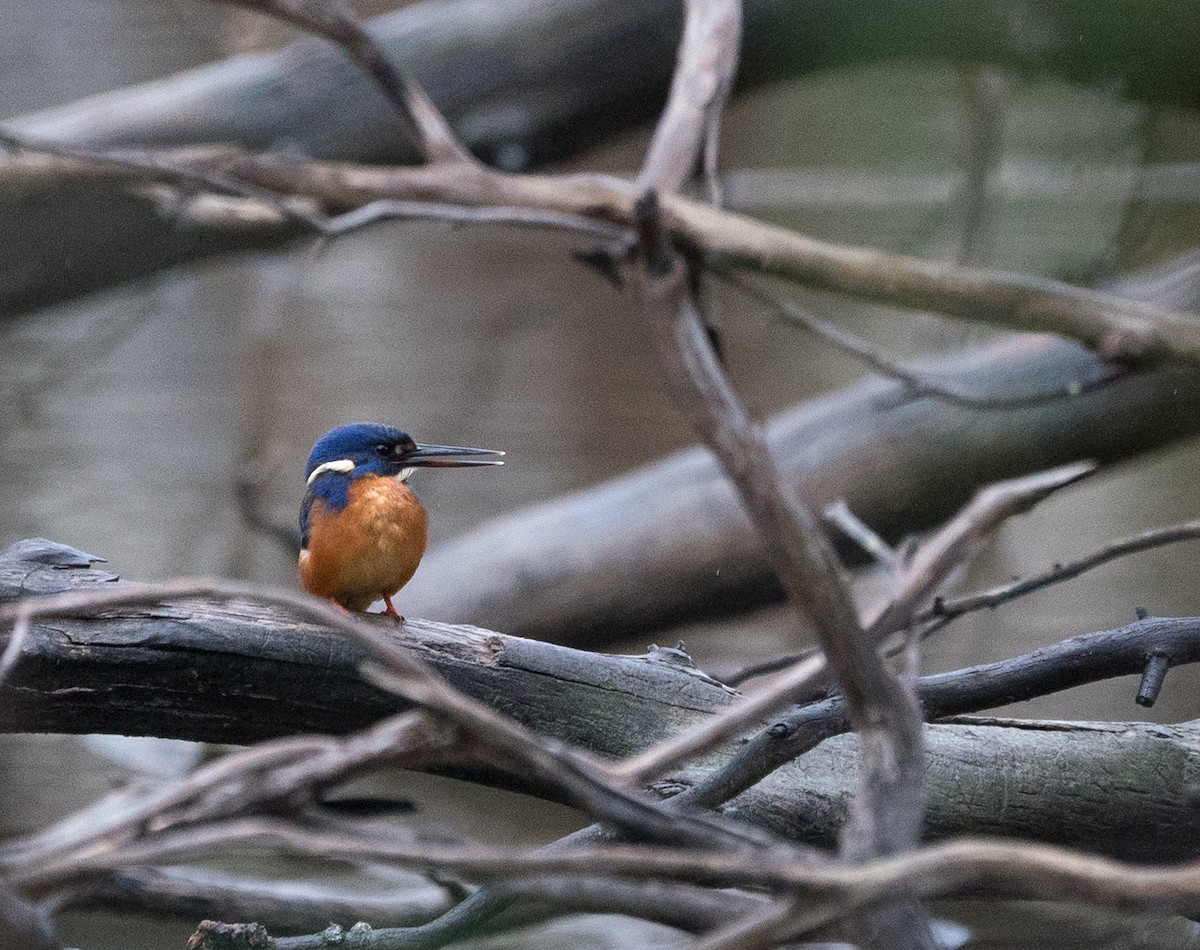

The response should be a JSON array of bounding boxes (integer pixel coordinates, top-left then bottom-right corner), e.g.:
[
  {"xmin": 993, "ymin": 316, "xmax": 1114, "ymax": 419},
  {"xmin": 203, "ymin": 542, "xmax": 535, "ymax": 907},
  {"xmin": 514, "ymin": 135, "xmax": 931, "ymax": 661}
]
[
  {"xmin": 5, "ymin": 540, "xmax": 1200, "ymax": 861},
  {"xmin": 0, "ymin": 541, "xmax": 735, "ymax": 753},
  {"xmin": 404, "ymin": 332, "xmax": 1200, "ymax": 643},
  {"xmin": 4, "ymin": 0, "xmax": 1200, "ymax": 316}
]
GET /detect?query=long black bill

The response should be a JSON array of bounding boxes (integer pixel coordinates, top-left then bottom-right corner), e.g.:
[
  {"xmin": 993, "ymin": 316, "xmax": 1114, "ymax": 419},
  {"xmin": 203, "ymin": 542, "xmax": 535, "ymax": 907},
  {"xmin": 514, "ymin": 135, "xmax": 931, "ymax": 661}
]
[{"xmin": 400, "ymin": 443, "xmax": 506, "ymax": 467}]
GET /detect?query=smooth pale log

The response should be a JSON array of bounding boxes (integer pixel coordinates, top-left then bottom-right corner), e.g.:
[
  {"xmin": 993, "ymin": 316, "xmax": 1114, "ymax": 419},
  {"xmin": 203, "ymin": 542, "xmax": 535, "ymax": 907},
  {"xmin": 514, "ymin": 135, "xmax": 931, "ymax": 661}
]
[
  {"xmin": 404, "ymin": 332, "xmax": 1200, "ymax": 644},
  {"xmin": 3, "ymin": 540, "xmax": 1200, "ymax": 861},
  {"xmin": 4, "ymin": 0, "xmax": 1200, "ymax": 316}
]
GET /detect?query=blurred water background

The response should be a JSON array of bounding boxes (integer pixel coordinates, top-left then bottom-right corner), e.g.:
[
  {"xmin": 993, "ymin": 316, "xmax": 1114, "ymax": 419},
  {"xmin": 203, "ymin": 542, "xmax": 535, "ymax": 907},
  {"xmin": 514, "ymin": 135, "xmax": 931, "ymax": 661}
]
[{"xmin": 5, "ymin": 2, "xmax": 1200, "ymax": 947}]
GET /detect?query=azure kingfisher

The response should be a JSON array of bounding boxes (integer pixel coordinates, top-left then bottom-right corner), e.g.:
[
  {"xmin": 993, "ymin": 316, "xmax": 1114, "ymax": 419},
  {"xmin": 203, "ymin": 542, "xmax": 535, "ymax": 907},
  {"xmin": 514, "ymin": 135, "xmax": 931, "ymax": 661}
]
[{"xmin": 300, "ymin": 422, "xmax": 504, "ymax": 616}]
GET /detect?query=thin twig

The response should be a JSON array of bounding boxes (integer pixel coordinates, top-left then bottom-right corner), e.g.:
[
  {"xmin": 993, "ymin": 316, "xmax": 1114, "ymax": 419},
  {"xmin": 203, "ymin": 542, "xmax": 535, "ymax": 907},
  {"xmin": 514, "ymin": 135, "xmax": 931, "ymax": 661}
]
[
  {"xmin": 926, "ymin": 518, "xmax": 1200, "ymax": 624},
  {"xmin": 865, "ymin": 460, "xmax": 1096, "ymax": 636},
  {"xmin": 823, "ymin": 499, "xmax": 898, "ymax": 568},
  {"xmin": 623, "ymin": 463, "xmax": 1093, "ymax": 809},
  {"xmin": 718, "ymin": 268, "xmax": 1132, "ymax": 408},
  {"xmin": 0, "ymin": 127, "xmax": 329, "ymax": 232},
  {"xmin": 685, "ymin": 614, "xmax": 1200, "ymax": 810},
  {"xmin": 210, "ymin": 0, "xmax": 471, "ymax": 165},
  {"xmin": 730, "ymin": 515, "xmax": 1200, "ymax": 687}
]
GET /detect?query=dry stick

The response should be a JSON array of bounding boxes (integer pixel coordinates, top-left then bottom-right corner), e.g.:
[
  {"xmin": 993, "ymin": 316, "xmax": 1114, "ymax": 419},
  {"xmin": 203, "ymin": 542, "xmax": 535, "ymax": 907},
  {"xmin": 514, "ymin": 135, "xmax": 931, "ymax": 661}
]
[
  {"xmin": 210, "ymin": 0, "xmax": 470, "ymax": 166},
  {"xmin": 48, "ymin": 864, "xmax": 458, "ymax": 935},
  {"xmin": 718, "ymin": 269, "xmax": 1133, "ymax": 409},
  {"xmin": 626, "ymin": 196, "xmax": 929, "ymax": 950},
  {"xmin": 218, "ymin": 154, "xmax": 1200, "ymax": 364},
  {"xmin": 633, "ymin": 0, "xmax": 924, "ymax": 864},
  {"xmin": 1, "ymin": 134, "xmax": 614, "ymax": 248},
  {"xmin": 635, "ymin": 3, "xmax": 926, "ymax": 937},
  {"xmin": 927, "ymin": 518, "xmax": 1200, "ymax": 623},
  {"xmin": 639, "ymin": 0, "xmax": 742, "ymax": 194},
  {"xmin": 37, "ymin": 819, "xmax": 1200, "ymax": 931},
  {"xmin": 823, "ymin": 499, "xmax": 899, "ymax": 568},
  {"xmin": 3, "ymin": 711, "xmax": 446, "ymax": 886},
  {"xmin": 0, "ymin": 581, "xmax": 757, "ymax": 853},
  {"xmin": 9, "ymin": 129, "xmax": 1200, "ymax": 364},
  {"xmin": 0, "ymin": 128, "xmax": 333, "ymax": 236},
  {"xmin": 674, "ymin": 463, "xmax": 1094, "ymax": 809},
  {"xmin": 685, "ymin": 614, "xmax": 1200, "ymax": 812},
  {"xmin": 734, "ymin": 514, "xmax": 1200, "ymax": 687}
]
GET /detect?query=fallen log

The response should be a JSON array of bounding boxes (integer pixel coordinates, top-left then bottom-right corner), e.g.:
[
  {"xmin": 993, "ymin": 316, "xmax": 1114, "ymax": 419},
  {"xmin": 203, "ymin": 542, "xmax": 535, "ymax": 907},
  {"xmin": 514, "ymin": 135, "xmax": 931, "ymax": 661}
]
[
  {"xmin": 405, "ymin": 333, "xmax": 1200, "ymax": 643},
  {"xmin": 3, "ymin": 539, "xmax": 1200, "ymax": 861}
]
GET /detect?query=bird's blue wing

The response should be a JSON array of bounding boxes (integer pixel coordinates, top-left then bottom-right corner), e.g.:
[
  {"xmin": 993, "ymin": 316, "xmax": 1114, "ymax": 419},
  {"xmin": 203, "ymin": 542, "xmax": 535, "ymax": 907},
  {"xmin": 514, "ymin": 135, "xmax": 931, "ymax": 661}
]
[{"xmin": 300, "ymin": 490, "xmax": 315, "ymax": 550}]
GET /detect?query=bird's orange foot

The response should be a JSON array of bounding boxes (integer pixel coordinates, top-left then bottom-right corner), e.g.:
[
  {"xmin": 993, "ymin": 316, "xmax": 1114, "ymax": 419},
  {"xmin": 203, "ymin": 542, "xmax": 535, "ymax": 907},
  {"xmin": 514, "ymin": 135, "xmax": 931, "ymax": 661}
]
[{"xmin": 381, "ymin": 594, "xmax": 405, "ymax": 623}]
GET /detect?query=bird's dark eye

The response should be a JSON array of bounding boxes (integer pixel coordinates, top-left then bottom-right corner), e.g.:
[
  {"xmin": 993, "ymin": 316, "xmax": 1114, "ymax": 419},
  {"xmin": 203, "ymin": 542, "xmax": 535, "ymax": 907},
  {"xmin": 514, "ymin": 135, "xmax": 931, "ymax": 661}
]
[{"xmin": 374, "ymin": 443, "xmax": 392, "ymax": 457}]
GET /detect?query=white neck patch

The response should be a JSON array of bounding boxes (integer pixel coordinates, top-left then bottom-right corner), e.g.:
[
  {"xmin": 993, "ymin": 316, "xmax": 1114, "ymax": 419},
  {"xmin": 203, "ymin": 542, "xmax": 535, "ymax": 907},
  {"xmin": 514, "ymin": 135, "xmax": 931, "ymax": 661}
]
[
  {"xmin": 395, "ymin": 467, "xmax": 415, "ymax": 483},
  {"xmin": 306, "ymin": 458, "xmax": 355, "ymax": 486}
]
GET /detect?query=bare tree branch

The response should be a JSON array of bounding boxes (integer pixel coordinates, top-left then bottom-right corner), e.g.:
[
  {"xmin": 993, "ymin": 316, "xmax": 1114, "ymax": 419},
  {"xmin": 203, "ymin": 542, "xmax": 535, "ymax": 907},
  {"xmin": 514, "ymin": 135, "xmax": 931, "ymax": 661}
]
[
  {"xmin": 719, "ymin": 268, "xmax": 1131, "ymax": 408},
  {"xmin": 0, "ymin": 575, "xmax": 762, "ymax": 854},
  {"xmin": 210, "ymin": 0, "xmax": 471, "ymax": 166},
  {"xmin": 211, "ymin": 153, "xmax": 1200, "ymax": 363},
  {"xmin": 9, "ymin": 127, "xmax": 1200, "ymax": 364},
  {"xmin": 626, "ymin": 192, "xmax": 930, "ymax": 950},
  {"xmin": 48, "ymin": 863, "xmax": 457, "ymax": 933},
  {"xmin": 929, "ymin": 518, "xmax": 1200, "ymax": 625},
  {"xmin": 688, "ymin": 613, "xmax": 1200, "ymax": 813},
  {"xmin": 36, "ymin": 817, "xmax": 1200, "ymax": 943},
  {"xmin": 639, "ymin": 0, "xmax": 742, "ymax": 194},
  {"xmin": 677, "ymin": 463, "xmax": 1095, "ymax": 813},
  {"xmin": 7, "ymin": 541, "xmax": 1200, "ymax": 859}
]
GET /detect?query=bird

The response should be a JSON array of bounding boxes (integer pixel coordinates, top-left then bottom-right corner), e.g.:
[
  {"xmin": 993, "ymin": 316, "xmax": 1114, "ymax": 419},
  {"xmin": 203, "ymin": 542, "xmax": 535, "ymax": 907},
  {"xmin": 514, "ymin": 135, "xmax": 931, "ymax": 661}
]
[{"xmin": 299, "ymin": 422, "xmax": 504, "ymax": 617}]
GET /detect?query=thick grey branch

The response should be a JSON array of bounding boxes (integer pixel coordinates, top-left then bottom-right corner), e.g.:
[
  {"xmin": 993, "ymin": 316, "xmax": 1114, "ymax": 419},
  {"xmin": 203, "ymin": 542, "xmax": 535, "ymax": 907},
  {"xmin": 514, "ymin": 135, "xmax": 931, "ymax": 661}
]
[
  {"xmin": 5, "ymin": 540, "xmax": 1200, "ymax": 861},
  {"xmin": 3, "ymin": 0, "xmax": 1200, "ymax": 317}
]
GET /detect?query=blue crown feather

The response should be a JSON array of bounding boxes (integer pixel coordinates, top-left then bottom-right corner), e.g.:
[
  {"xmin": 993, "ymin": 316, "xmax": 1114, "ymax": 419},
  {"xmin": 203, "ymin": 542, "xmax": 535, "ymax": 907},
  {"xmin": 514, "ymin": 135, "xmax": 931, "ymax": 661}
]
[{"xmin": 301, "ymin": 422, "xmax": 411, "ymax": 545}]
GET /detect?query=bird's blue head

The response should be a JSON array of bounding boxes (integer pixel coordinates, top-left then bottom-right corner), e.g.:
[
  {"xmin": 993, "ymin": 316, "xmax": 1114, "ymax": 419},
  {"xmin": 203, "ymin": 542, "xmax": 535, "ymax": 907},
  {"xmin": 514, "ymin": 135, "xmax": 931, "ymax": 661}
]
[
  {"xmin": 302, "ymin": 421, "xmax": 505, "ymax": 519},
  {"xmin": 305, "ymin": 422, "xmax": 414, "ymax": 485}
]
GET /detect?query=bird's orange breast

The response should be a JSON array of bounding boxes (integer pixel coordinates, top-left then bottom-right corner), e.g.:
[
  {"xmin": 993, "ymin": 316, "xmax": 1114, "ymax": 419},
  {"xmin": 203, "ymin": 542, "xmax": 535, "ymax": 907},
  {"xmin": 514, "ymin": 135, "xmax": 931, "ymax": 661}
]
[{"xmin": 299, "ymin": 475, "xmax": 429, "ymax": 611}]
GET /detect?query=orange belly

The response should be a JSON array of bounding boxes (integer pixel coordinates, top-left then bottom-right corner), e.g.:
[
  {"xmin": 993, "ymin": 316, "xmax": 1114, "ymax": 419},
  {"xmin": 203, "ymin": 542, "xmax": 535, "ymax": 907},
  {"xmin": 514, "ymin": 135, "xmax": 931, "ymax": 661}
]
[{"xmin": 299, "ymin": 475, "xmax": 429, "ymax": 611}]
